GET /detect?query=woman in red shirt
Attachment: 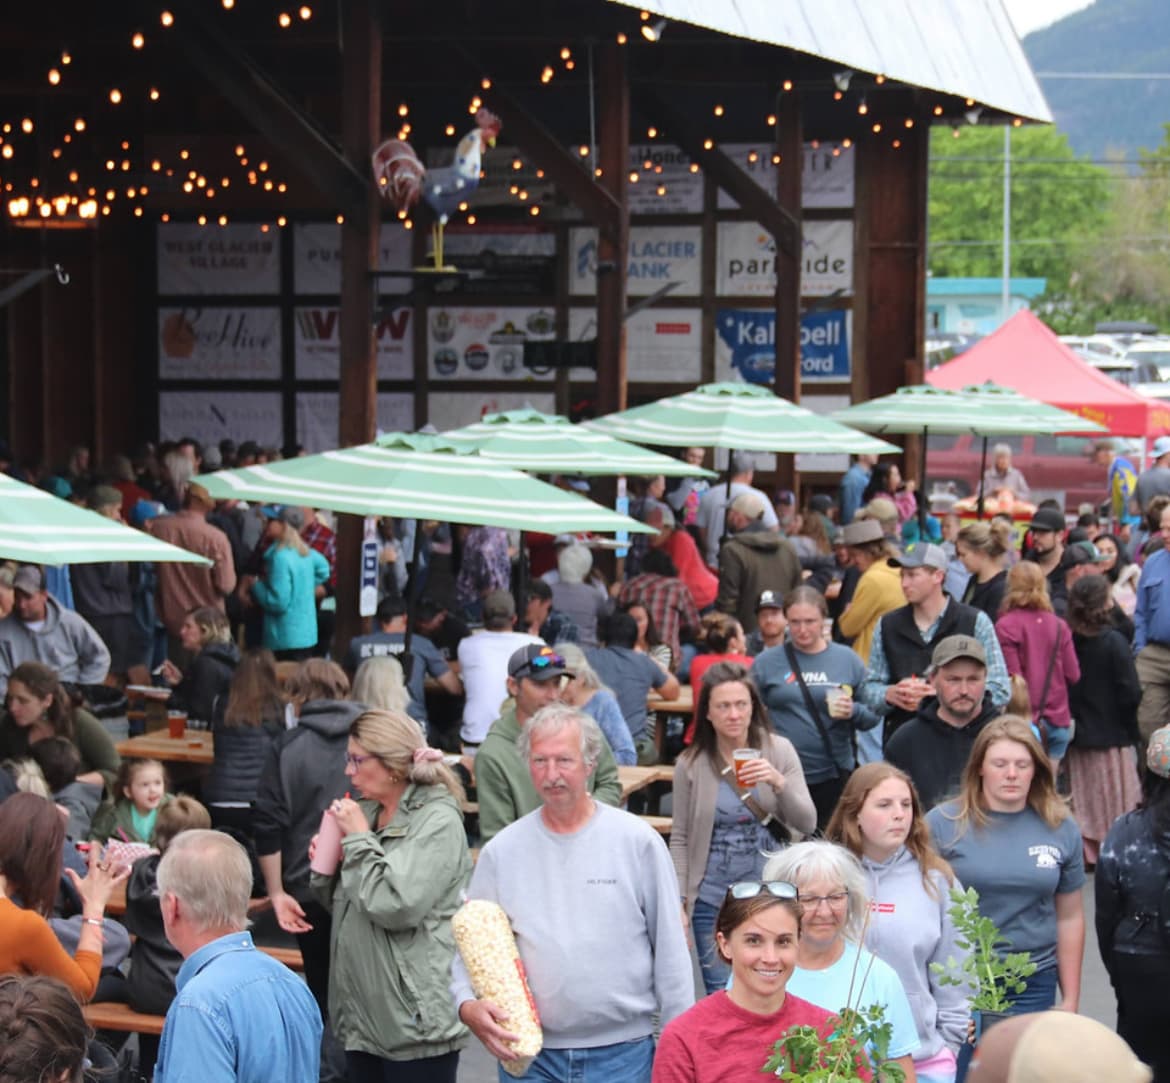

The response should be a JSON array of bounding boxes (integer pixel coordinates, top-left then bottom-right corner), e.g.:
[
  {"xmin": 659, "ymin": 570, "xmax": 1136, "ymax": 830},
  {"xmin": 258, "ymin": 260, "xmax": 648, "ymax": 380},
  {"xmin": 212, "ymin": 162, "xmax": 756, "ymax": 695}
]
[
  {"xmin": 684, "ymin": 612, "xmax": 753, "ymax": 745},
  {"xmin": 654, "ymin": 882, "xmax": 835, "ymax": 1083}
]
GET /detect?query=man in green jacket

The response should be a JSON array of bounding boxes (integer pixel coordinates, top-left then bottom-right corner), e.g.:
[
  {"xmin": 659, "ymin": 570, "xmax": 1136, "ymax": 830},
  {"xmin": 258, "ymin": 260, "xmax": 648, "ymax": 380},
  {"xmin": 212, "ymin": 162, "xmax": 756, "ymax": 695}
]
[{"xmin": 475, "ymin": 644, "xmax": 622, "ymax": 844}]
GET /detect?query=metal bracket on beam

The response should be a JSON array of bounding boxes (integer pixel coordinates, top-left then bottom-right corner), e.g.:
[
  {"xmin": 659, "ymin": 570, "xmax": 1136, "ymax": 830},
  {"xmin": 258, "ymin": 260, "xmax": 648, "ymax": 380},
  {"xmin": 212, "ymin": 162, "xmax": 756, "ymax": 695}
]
[
  {"xmin": 636, "ymin": 88, "xmax": 800, "ymax": 259},
  {"xmin": 160, "ymin": 0, "xmax": 369, "ymax": 224}
]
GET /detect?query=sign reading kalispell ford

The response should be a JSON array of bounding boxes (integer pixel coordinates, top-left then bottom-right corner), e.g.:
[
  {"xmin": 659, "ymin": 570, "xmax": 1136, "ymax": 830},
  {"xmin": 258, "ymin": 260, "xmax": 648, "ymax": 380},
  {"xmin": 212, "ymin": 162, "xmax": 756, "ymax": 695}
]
[{"xmin": 715, "ymin": 309, "xmax": 851, "ymax": 384}]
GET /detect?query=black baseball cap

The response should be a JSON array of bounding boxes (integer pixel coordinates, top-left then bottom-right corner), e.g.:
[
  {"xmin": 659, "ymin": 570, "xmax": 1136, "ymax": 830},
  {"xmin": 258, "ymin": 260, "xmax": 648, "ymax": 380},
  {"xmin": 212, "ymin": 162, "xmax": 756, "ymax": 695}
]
[{"xmin": 507, "ymin": 644, "xmax": 567, "ymax": 683}]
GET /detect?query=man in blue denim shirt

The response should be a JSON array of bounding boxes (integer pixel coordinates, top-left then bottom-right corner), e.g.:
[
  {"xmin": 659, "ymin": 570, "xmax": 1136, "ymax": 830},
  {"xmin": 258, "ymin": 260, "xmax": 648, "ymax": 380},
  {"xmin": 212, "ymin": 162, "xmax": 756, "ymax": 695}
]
[{"xmin": 154, "ymin": 830, "xmax": 321, "ymax": 1083}]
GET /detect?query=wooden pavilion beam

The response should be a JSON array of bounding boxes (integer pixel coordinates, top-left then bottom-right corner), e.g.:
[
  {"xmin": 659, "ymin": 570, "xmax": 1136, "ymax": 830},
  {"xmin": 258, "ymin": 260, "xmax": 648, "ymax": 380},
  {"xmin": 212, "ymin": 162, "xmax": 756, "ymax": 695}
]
[
  {"xmin": 636, "ymin": 87, "xmax": 799, "ymax": 260},
  {"xmin": 334, "ymin": 0, "xmax": 382, "ymax": 657}
]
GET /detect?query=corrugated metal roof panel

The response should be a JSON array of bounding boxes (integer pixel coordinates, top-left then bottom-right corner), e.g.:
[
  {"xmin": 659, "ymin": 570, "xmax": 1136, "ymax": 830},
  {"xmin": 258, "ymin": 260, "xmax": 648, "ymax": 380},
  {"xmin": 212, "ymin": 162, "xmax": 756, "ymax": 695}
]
[{"xmin": 608, "ymin": 0, "xmax": 1052, "ymax": 123}]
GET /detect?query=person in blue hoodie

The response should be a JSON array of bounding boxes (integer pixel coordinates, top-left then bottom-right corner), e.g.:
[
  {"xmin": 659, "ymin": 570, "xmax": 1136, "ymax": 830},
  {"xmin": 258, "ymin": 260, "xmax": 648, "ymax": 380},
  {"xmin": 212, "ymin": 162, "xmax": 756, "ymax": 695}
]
[
  {"xmin": 247, "ymin": 506, "xmax": 329, "ymax": 661},
  {"xmin": 828, "ymin": 762, "xmax": 971, "ymax": 1083}
]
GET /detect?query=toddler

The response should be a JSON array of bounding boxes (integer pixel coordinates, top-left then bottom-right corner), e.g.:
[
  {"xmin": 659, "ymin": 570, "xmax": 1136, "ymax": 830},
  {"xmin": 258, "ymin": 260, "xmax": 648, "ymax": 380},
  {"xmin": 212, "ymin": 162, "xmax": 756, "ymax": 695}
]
[{"xmin": 90, "ymin": 758, "xmax": 171, "ymax": 845}]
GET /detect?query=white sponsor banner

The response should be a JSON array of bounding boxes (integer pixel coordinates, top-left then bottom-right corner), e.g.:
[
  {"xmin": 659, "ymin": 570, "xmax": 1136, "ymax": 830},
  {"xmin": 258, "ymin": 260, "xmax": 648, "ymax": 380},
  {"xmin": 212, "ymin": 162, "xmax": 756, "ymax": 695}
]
[
  {"xmin": 718, "ymin": 142, "xmax": 856, "ymax": 210},
  {"xmin": 626, "ymin": 143, "xmax": 703, "ymax": 214},
  {"xmin": 568, "ymin": 225, "xmax": 702, "ymax": 297},
  {"xmin": 293, "ymin": 306, "xmax": 413, "ymax": 380},
  {"xmin": 716, "ymin": 219, "xmax": 853, "ymax": 298},
  {"xmin": 293, "ymin": 223, "xmax": 413, "ymax": 295},
  {"xmin": 295, "ymin": 392, "xmax": 415, "ymax": 453},
  {"xmin": 158, "ymin": 306, "xmax": 281, "ymax": 380},
  {"xmin": 159, "ymin": 391, "xmax": 283, "ymax": 448},
  {"xmin": 157, "ymin": 223, "xmax": 280, "ymax": 295},
  {"xmin": 426, "ymin": 306, "xmax": 557, "ymax": 381},
  {"xmin": 427, "ymin": 390, "xmax": 556, "ymax": 432},
  {"xmin": 568, "ymin": 307, "xmax": 701, "ymax": 383}
]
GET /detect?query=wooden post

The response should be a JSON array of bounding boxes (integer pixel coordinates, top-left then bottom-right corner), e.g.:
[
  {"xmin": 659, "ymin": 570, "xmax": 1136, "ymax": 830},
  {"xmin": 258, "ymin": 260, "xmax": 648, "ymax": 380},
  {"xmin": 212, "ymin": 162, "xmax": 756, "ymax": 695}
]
[
  {"xmin": 594, "ymin": 40, "xmax": 630, "ymax": 416},
  {"xmin": 773, "ymin": 91, "xmax": 803, "ymax": 495},
  {"xmin": 333, "ymin": 0, "xmax": 381, "ymax": 658}
]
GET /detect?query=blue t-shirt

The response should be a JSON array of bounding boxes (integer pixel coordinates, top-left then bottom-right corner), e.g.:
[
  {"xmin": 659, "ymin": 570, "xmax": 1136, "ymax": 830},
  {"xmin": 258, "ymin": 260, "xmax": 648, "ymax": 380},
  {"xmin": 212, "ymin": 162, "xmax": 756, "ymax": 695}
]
[
  {"xmin": 344, "ymin": 631, "xmax": 448, "ymax": 724},
  {"xmin": 785, "ymin": 941, "xmax": 920, "ymax": 1060},
  {"xmin": 926, "ymin": 802, "xmax": 1085, "ymax": 972},
  {"xmin": 587, "ymin": 645, "xmax": 668, "ymax": 741}
]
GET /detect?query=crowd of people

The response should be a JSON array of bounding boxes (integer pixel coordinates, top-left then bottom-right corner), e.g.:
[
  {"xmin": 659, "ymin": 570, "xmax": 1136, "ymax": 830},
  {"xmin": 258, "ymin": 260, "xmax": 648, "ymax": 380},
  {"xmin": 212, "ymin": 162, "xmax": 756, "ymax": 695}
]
[{"xmin": 0, "ymin": 435, "xmax": 1167, "ymax": 1083}]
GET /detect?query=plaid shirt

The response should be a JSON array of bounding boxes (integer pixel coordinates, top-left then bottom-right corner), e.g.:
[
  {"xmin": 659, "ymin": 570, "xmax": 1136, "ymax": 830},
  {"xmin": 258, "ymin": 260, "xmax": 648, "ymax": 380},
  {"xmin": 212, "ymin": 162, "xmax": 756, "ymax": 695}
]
[
  {"xmin": 301, "ymin": 519, "xmax": 337, "ymax": 590},
  {"xmin": 619, "ymin": 573, "xmax": 700, "ymax": 664}
]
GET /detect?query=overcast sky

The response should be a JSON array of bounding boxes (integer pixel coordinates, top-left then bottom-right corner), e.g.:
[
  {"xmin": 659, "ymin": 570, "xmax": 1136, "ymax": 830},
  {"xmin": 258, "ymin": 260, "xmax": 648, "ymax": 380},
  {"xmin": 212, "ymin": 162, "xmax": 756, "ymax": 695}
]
[{"xmin": 1002, "ymin": 0, "xmax": 1095, "ymax": 36}]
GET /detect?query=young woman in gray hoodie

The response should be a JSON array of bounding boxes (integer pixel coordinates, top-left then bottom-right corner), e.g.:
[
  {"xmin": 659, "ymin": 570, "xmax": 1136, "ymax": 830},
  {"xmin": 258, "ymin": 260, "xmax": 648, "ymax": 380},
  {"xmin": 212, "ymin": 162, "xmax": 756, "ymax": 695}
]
[{"xmin": 828, "ymin": 762, "xmax": 971, "ymax": 1083}]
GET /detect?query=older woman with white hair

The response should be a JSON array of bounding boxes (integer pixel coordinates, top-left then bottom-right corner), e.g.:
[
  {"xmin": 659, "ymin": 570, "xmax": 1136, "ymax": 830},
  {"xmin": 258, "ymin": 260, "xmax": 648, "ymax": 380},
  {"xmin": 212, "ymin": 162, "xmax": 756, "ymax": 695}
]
[
  {"xmin": 350, "ymin": 655, "xmax": 410, "ymax": 718},
  {"xmin": 761, "ymin": 840, "xmax": 921, "ymax": 1078},
  {"xmin": 557, "ymin": 643, "xmax": 636, "ymax": 766},
  {"xmin": 551, "ymin": 543, "xmax": 610, "ymax": 648}
]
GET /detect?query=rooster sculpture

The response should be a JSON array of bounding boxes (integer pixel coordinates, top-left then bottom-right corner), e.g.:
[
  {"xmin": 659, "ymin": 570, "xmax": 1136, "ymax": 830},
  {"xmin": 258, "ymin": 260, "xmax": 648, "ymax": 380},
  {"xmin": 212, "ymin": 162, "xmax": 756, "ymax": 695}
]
[{"xmin": 372, "ymin": 108, "xmax": 502, "ymax": 271}]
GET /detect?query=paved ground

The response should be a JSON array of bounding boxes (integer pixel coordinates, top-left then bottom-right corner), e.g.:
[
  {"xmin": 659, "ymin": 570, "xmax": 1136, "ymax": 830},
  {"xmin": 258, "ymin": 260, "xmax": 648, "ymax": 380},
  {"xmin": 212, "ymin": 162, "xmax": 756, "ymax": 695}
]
[{"xmin": 455, "ymin": 875, "xmax": 1114, "ymax": 1082}]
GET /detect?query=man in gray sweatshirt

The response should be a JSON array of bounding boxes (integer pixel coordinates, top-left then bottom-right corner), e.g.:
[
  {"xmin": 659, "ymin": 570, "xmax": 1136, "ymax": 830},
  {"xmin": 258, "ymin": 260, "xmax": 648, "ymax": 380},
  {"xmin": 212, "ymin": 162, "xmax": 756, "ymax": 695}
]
[{"xmin": 452, "ymin": 703, "xmax": 693, "ymax": 1082}]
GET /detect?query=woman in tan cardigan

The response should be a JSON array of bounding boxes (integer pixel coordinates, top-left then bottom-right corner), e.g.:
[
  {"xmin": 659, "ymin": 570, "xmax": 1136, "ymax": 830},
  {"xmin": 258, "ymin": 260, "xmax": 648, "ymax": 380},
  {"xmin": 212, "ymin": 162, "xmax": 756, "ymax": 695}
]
[{"xmin": 671, "ymin": 660, "xmax": 815, "ymax": 994}]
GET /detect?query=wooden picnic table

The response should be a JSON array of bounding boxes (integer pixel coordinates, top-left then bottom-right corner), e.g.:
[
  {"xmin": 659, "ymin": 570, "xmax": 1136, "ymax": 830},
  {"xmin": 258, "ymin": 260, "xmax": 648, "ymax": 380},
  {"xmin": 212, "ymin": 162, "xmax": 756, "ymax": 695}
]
[
  {"xmin": 618, "ymin": 764, "xmax": 674, "ymax": 801},
  {"xmin": 115, "ymin": 730, "xmax": 214, "ymax": 765},
  {"xmin": 649, "ymin": 684, "xmax": 692, "ymax": 716}
]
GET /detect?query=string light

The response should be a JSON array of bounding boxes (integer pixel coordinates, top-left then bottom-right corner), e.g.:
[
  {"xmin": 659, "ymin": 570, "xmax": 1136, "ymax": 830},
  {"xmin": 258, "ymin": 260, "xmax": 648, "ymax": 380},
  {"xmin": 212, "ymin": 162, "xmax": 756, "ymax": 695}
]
[
  {"xmin": 616, "ymin": 32, "xmax": 627, "ymax": 44},
  {"xmin": 770, "ymin": 152, "xmax": 782, "ymax": 164},
  {"xmin": 74, "ymin": 118, "xmax": 86, "ymax": 132},
  {"xmin": 160, "ymin": 10, "xmax": 174, "ymax": 26},
  {"xmin": 278, "ymin": 12, "xmax": 291, "ymax": 27},
  {"xmin": 782, "ymin": 79, "xmax": 793, "ymax": 92},
  {"xmin": 481, "ymin": 78, "xmax": 491, "ymax": 90},
  {"xmin": 540, "ymin": 65, "xmax": 554, "ymax": 84},
  {"xmin": 21, "ymin": 119, "xmax": 32, "ymax": 134},
  {"xmin": 858, "ymin": 98, "xmax": 868, "ymax": 115},
  {"xmin": 223, "ymin": 0, "xmax": 235, "ymax": 8},
  {"xmin": 197, "ymin": 214, "xmax": 207, "ymax": 225},
  {"xmin": 933, "ymin": 105, "xmax": 944, "ymax": 116},
  {"xmin": 109, "ymin": 88, "xmax": 123, "ymax": 104},
  {"xmin": 149, "ymin": 88, "xmax": 160, "ymax": 101},
  {"xmin": 689, "ymin": 163, "xmax": 699, "ymax": 173},
  {"xmin": 445, "ymin": 124, "xmax": 455, "ymax": 136},
  {"xmin": 467, "ymin": 214, "xmax": 477, "ymax": 225},
  {"xmin": 713, "ymin": 104, "xmax": 724, "ymax": 117},
  {"xmin": 0, "ymin": 146, "xmax": 12, "ymax": 160},
  {"xmin": 218, "ymin": 214, "xmax": 228, "ymax": 225},
  {"xmin": 48, "ymin": 69, "xmax": 61, "ymax": 85},
  {"xmin": 299, "ymin": 5, "xmax": 312, "ymax": 19},
  {"xmin": 766, "ymin": 114, "xmax": 776, "ymax": 126},
  {"xmin": 872, "ymin": 122, "xmax": 882, "ymax": 133},
  {"xmin": 876, "ymin": 74, "xmax": 886, "ymax": 84},
  {"xmin": 560, "ymin": 47, "xmax": 571, "ymax": 60},
  {"xmin": 60, "ymin": 51, "xmax": 71, "ymax": 65},
  {"xmin": 132, "ymin": 32, "xmax": 145, "ymax": 49},
  {"xmin": 578, "ymin": 145, "xmax": 589, "ymax": 157},
  {"xmin": 529, "ymin": 206, "xmax": 540, "ymax": 216},
  {"xmin": 702, "ymin": 138, "xmax": 713, "ymax": 150},
  {"xmin": 905, "ymin": 117, "xmax": 914, "ymax": 128},
  {"xmin": 398, "ymin": 103, "xmax": 408, "ymax": 117}
]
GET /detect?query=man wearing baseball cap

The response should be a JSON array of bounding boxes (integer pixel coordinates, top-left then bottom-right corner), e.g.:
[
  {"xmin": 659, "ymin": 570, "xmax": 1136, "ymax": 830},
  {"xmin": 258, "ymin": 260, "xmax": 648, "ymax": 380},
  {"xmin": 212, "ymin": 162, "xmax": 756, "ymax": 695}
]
[
  {"xmin": 885, "ymin": 634, "xmax": 1000, "ymax": 809},
  {"xmin": 745, "ymin": 590, "xmax": 788, "ymax": 656},
  {"xmin": 1023, "ymin": 505, "xmax": 1068, "ymax": 610},
  {"xmin": 475, "ymin": 644, "xmax": 621, "ymax": 844},
  {"xmin": 715, "ymin": 492, "xmax": 800, "ymax": 637},
  {"xmin": 859, "ymin": 543, "xmax": 1009, "ymax": 745}
]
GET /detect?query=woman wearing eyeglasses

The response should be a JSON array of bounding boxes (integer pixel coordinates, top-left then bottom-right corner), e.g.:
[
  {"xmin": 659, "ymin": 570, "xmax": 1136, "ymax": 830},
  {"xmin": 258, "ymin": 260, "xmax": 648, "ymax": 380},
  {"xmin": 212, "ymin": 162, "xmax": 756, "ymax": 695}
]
[
  {"xmin": 761, "ymin": 840, "xmax": 921, "ymax": 1079},
  {"xmin": 311, "ymin": 708, "xmax": 472, "ymax": 1083},
  {"xmin": 672, "ymin": 661, "xmax": 816, "ymax": 994},
  {"xmin": 653, "ymin": 880, "xmax": 834, "ymax": 1083},
  {"xmin": 827, "ymin": 764, "xmax": 969, "ymax": 1083}
]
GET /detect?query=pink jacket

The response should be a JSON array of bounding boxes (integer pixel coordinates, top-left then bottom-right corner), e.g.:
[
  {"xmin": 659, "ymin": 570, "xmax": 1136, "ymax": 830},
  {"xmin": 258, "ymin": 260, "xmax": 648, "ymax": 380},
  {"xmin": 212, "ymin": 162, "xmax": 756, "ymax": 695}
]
[{"xmin": 995, "ymin": 608, "xmax": 1081, "ymax": 729}]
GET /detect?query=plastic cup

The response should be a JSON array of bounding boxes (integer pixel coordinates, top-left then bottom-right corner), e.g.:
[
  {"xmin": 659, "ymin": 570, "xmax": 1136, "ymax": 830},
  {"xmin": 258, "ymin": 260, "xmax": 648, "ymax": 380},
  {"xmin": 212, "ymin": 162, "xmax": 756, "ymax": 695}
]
[
  {"xmin": 825, "ymin": 685, "xmax": 852, "ymax": 719},
  {"xmin": 732, "ymin": 748, "xmax": 761, "ymax": 786},
  {"xmin": 310, "ymin": 808, "xmax": 343, "ymax": 876},
  {"xmin": 167, "ymin": 710, "xmax": 187, "ymax": 739}
]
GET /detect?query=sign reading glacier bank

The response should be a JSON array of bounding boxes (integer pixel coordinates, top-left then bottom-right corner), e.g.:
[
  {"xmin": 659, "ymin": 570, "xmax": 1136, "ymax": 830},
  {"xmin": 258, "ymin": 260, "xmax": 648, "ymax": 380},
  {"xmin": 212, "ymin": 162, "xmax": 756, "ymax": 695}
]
[
  {"xmin": 715, "ymin": 309, "xmax": 851, "ymax": 384},
  {"xmin": 569, "ymin": 225, "xmax": 701, "ymax": 296},
  {"xmin": 717, "ymin": 220, "xmax": 852, "ymax": 298}
]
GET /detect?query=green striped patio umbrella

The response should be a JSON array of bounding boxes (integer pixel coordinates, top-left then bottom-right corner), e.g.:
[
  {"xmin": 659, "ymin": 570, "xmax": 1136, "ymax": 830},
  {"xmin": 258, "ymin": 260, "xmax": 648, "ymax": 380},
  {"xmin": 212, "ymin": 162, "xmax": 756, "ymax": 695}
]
[
  {"xmin": 197, "ymin": 433, "xmax": 655, "ymax": 534},
  {"xmin": 956, "ymin": 382, "xmax": 1108, "ymax": 436},
  {"xmin": 443, "ymin": 408, "xmax": 716, "ymax": 478},
  {"xmin": 586, "ymin": 382, "xmax": 898, "ymax": 455},
  {"xmin": 0, "ymin": 474, "xmax": 212, "ymax": 566}
]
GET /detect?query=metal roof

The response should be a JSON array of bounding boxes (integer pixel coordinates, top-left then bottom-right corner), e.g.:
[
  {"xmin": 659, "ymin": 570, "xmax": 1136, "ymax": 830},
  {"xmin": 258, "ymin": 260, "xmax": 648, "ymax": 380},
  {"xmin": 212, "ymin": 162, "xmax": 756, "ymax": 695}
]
[{"xmin": 608, "ymin": 0, "xmax": 1053, "ymax": 123}]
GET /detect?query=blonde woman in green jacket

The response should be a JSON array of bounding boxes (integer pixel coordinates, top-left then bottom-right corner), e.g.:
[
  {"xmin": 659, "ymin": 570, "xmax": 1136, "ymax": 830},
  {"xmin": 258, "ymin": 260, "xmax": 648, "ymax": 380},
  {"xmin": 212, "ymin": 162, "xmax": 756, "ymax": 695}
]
[{"xmin": 311, "ymin": 708, "xmax": 471, "ymax": 1083}]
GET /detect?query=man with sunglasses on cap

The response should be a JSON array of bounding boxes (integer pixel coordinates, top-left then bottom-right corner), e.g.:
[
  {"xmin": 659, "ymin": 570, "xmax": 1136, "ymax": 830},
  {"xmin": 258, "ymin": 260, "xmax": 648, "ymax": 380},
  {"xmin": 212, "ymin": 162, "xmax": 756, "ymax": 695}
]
[{"xmin": 474, "ymin": 644, "xmax": 621, "ymax": 845}]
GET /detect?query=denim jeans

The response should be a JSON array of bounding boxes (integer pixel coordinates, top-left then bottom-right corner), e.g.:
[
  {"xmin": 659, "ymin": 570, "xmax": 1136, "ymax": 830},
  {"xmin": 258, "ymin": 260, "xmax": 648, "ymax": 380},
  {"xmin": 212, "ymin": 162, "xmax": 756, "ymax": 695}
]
[
  {"xmin": 504, "ymin": 1036, "xmax": 655, "ymax": 1083},
  {"xmin": 691, "ymin": 898, "xmax": 730, "ymax": 995},
  {"xmin": 954, "ymin": 966, "xmax": 1058, "ymax": 1083}
]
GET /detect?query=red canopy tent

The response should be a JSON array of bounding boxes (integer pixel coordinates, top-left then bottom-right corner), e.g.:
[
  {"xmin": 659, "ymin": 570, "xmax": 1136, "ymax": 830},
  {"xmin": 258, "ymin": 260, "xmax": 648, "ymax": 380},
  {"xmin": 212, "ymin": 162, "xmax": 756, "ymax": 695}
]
[{"xmin": 926, "ymin": 309, "xmax": 1170, "ymax": 436}]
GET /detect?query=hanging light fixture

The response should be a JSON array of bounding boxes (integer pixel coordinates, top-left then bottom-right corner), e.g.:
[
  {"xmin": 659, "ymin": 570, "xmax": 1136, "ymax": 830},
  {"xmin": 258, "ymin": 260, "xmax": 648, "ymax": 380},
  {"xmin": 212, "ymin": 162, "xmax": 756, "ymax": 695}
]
[{"xmin": 641, "ymin": 18, "xmax": 667, "ymax": 43}]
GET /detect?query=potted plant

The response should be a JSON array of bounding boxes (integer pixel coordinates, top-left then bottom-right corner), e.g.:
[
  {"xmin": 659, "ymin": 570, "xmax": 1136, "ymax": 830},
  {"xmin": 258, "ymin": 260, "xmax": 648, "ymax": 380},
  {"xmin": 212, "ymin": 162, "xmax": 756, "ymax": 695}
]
[
  {"xmin": 930, "ymin": 885, "xmax": 1036, "ymax": 1041},
  {"xmin": 763, "ymin": 942, "xmax": 907, "ymax": 1082},
  {"xmin": 763, "ymin": 1002, "xmax": 907, "ymax": 1082}
]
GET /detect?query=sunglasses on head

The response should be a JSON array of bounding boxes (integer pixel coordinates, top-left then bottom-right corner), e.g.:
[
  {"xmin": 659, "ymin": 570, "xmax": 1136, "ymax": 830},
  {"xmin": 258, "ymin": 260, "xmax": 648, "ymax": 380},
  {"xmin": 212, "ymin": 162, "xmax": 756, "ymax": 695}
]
[
  {"xmin": 517, "ymin": 650, "xmax": 565, "ymax": 676},
  {"xmin": 726, "ymin": 880, "xmax": 798, "ymax": 901}
]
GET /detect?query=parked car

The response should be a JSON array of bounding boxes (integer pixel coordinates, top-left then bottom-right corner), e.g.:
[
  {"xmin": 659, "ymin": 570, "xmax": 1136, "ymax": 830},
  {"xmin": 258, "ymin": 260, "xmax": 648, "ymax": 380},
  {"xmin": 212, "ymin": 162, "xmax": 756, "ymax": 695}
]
[
  {"xmin": 1125, "ymin": 341, "xmax": 1170, "ymax": 399},
  {"xmin": 926, "ymin": 433, "xmax": 1107, "ymax": 513}
]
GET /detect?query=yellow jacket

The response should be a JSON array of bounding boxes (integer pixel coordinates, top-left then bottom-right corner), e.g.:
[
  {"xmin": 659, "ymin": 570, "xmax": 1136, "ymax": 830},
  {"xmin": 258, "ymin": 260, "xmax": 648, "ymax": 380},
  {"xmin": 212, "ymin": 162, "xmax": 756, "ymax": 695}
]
[{"xmin": 838, "ymin": 560, "xmax": 905, "ymax": 664}]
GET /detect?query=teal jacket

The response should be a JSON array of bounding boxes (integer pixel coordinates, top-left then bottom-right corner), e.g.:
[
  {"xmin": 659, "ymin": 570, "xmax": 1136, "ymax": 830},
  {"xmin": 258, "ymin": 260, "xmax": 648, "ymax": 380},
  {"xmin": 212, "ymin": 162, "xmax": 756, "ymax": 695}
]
[
  {"xmin": 252, "ymin": 544, "xmax": 329, "ymax": 651},
  {"xmin": 475, "ymin": 705, "xmax": 623, "ymax": 845},
  {"xmin": 312, "ymin": 786, "xmax": 471, "ymax": 1061}
]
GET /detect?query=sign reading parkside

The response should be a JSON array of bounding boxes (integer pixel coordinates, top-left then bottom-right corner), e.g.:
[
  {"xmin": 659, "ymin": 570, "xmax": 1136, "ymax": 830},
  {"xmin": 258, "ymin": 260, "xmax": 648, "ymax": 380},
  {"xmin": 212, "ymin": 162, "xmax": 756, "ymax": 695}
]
[
  {"xmin": 715, "ymin": 309, "xmax": 851, "ymax": 384},
  {"xmin": 569, "ymin": 225, "xmax": 702, "ymax": 296},
  {"xmin": 716, "ymin": 221, "xmax": 852, "ymax": 298}
]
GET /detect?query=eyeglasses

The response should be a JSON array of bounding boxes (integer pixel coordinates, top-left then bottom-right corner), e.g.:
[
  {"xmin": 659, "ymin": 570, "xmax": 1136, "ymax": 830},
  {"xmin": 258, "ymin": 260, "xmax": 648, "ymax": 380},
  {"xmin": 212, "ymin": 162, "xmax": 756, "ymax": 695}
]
[
  {"xmin": 797, "ymin": 890, "xmax": 850, "ymax": 912},
  {"xmin": 345, "ymin": 753, "xmax": 373, "ymax": 769},
  {"xmin": 726, "ymin": 880, "xmax": 798, "ymax": 901}
]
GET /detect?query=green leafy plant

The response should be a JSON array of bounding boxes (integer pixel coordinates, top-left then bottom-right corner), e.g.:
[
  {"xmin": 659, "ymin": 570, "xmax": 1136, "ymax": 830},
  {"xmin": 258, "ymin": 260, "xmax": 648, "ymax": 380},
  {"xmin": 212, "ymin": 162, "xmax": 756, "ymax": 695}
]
[
  {"xmin": 763, "ymin": 1003, "xmax": 907, "ymax": 1082},
  {"xmin": 762, "ymin": 939, "xmax": 906, "ymax": 1082},
  {"xmin": 930, "ymin": 886, "xmax": 1036, "ymax": 1013}
]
